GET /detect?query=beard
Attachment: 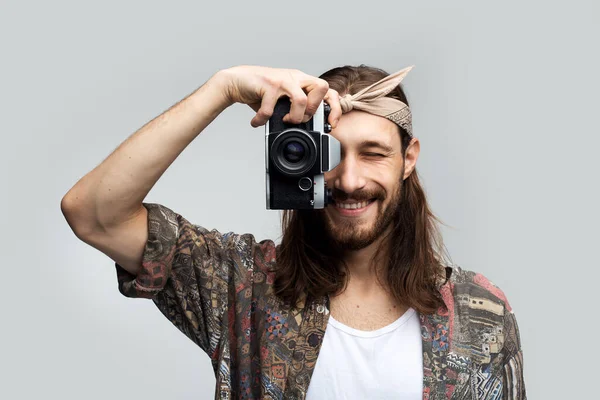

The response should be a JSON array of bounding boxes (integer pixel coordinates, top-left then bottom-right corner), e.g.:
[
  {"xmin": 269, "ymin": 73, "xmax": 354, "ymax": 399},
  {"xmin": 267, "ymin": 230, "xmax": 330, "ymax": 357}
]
[{"xmin": 320, "ymin": 177, "xmax": 404, "ymax": 251}]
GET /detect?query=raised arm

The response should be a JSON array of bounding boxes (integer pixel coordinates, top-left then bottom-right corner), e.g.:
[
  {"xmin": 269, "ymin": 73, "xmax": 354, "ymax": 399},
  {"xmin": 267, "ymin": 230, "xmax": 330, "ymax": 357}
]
[
  {"xmin": 60, "ymin": 71, "xmax": 231, "ymax": 274},
  {"xmin": 60, "ymin": 66, "xmax": 339, "ymax": 275}
]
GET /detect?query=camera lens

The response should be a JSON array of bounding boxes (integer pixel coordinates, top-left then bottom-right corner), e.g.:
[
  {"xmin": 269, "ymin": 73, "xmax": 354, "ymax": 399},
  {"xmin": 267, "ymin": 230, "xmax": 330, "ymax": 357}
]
[
  {"xmin": 283, "ymin": 141, "xmax": 305, "ymax": 163},
  {"xmin": 270, "ymin": 128, "xmax": 318, "ymax": 177}
]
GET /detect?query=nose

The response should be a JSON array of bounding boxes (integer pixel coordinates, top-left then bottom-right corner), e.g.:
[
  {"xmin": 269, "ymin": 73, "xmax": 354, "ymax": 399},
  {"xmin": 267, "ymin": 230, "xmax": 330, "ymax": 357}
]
[{"xmin": 327, "ymin": 155, "xmax": 366, "ymax": 196}]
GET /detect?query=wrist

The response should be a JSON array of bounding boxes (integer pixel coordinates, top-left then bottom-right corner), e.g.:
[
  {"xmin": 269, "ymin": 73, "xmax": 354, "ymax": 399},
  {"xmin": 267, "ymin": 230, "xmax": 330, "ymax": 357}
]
[{"xmin": 206, "ymin": 69, "xmax": 235, "ymax": 110}]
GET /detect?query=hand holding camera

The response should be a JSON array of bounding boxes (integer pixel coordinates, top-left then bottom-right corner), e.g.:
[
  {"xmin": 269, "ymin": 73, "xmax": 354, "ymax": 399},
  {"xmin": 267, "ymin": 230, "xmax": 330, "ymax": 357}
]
[
  {"xmin": 219, "ymin": 65, "xmax": 342, "ymax": 128},
  {"xmin": 218, "ymin": 66, "xmax": 343, "ymax": 210}
]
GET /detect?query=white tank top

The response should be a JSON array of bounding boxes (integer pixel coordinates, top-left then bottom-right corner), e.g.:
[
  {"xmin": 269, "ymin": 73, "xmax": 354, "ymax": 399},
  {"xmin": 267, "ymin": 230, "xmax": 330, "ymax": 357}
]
[{"xmin": 306, "ymin": 307, "xmax": 423, "ymax": 399}]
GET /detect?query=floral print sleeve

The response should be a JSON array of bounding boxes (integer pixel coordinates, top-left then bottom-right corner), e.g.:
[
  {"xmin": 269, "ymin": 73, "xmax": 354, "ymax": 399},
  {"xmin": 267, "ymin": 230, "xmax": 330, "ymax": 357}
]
[{"xmin": 114, "ymin": 202, "xmax": 261, "ymax": 361}]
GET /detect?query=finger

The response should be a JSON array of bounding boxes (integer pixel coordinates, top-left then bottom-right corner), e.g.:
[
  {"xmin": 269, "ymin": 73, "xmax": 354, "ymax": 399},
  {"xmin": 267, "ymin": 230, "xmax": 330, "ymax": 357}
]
[
  {"xmin": 281, "ymin": 82, "xmax": 308, "ymax": 124},
  {"xmin": 248, "ymin": 102, "xmax": 261, "ymax": 113},
  {"xmin": 250, "ymin": 90, "xmax": 278, "ymax": 128},
  {"xmin": 323, "ymin": 88, "xmax": 342, "ymax": 128},
  {"xmin": 301, "ymin": 78, "xmax": 329, "ymax": 123}
]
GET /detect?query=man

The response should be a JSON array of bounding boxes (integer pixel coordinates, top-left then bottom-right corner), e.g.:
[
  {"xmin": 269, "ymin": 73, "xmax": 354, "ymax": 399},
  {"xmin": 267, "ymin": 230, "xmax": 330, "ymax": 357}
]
[{"xmin": 61, "ymin": 64, "xmax": 526, "ymax": 399}]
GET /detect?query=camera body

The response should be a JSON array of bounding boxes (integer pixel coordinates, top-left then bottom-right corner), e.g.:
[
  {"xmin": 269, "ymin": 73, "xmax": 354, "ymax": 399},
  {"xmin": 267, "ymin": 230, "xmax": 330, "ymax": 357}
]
[{"xmin": 265, "ymin": 97, "xmax": 341, "ymax": 209}]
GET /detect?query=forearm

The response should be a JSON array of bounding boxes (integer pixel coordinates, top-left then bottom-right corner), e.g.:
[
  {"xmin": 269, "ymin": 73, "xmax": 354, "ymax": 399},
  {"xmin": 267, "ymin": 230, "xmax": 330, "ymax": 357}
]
[{"xmin": 61, "ymin": 71, "xmax": 232, "ymax": 234}]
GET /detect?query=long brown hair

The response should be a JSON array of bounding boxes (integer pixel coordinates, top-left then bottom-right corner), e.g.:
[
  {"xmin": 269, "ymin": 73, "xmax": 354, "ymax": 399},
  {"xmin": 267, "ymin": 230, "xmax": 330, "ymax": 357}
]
[{"xmin": 273, "ymin": 65, "xmax": 452, "ymax": 315}]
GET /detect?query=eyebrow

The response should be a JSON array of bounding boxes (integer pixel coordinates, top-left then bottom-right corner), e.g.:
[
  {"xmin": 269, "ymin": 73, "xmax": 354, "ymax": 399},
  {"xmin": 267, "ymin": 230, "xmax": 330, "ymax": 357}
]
[{"xmin": 357, "ymin": 140, "xmax": 395, "ymax": 154}]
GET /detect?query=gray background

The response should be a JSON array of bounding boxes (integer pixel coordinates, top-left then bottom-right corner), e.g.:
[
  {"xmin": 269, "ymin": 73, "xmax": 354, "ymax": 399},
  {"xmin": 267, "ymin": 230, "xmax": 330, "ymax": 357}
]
[{"xmin": 1, "ymin": 0, "xmax": 598, "ymax": 398}]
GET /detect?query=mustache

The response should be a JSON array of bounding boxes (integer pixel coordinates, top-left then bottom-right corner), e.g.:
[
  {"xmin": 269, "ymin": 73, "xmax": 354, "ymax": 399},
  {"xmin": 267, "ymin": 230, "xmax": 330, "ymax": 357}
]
[{"xmin": 330, "ymin": 187, "xmax": 385, "ymax": 202}]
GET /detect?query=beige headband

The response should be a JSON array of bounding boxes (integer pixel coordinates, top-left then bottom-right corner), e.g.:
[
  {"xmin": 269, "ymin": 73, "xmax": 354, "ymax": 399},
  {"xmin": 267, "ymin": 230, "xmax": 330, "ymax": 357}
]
[{"xmin": 339, "ymin": 65, "xmax": 414, "ymax": 137}]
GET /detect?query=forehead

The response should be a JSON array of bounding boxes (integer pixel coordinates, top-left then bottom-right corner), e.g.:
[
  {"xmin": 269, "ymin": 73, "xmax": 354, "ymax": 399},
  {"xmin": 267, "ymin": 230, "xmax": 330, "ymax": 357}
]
[{"xmin": 330, "ymin": 110, "xmax": 401, "ymax": 151}]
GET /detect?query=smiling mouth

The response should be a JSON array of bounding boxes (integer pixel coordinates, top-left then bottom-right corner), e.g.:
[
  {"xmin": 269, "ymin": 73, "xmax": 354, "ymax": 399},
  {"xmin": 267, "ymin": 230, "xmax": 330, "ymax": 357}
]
[{"xmin": 334, "ymin": 199, "xmax": 376, "ymax": 210}]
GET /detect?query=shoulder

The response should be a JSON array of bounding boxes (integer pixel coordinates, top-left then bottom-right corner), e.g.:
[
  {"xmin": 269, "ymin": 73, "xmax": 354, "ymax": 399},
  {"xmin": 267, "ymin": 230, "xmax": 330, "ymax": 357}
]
[
  {"xmin": 143, "ymin": 202, "xmax": 278, "ymax": 280},
  {"xmin": 446, "ymin": 264, "xmax": 513, "ymax": 312}
]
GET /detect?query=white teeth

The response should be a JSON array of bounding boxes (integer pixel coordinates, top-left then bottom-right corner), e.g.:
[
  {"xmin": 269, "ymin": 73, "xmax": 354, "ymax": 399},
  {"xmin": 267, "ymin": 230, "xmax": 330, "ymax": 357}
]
[{"xmin": 336, "ymin": 200, "xmax": 371, "ymax": 209}]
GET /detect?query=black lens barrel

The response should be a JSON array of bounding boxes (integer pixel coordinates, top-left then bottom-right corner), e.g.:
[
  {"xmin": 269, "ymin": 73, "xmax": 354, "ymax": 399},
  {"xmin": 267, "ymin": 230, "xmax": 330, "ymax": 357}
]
[{"xmin": 271, "ymin": 129, "xmax": 317, "ymax": 177}]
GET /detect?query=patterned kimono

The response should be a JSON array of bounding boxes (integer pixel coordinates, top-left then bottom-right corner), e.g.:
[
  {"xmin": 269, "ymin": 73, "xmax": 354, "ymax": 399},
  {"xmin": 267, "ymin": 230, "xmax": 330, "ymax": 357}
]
[{"xmin": 115, "ymin": 203, "xmax": 526, "ymax": 399}]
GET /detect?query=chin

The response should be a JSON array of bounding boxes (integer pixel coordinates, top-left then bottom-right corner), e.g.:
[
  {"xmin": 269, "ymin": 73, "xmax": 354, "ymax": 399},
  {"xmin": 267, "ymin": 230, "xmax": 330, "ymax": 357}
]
[
  {"xmin": 325, "ymin": 219, "xmax": 381, "ymax": 250},
  {"xmin": 332, "ymin": 233, "xmax": 379, "ymax": 251}
]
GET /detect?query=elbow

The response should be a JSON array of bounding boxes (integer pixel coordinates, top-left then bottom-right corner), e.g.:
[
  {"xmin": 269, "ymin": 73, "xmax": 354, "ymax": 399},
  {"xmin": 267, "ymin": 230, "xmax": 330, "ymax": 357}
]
[{"xmin": 61, "ymin": 194, "xmax": 98, "ymax": 240}]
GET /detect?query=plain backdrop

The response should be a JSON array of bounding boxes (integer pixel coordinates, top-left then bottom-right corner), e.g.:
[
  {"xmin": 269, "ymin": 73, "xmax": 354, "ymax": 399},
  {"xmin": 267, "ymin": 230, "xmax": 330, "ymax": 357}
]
[{"xmin": 2, "ymin": 0, "xmax": 598, "ymax": 399}]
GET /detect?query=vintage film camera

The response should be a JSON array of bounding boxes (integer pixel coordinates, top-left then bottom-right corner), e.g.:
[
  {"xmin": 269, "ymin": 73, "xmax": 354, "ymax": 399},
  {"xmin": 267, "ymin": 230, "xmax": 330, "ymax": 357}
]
[{"xmin": 265, "ymin": 97, "xmax": 341, "ymax": 209}]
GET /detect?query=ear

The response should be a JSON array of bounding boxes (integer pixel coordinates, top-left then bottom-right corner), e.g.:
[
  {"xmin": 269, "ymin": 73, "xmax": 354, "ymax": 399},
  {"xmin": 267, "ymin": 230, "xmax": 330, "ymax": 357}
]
[{"xmin": 403, "ymin": 138, "xmax": 420, "ymax": 180}]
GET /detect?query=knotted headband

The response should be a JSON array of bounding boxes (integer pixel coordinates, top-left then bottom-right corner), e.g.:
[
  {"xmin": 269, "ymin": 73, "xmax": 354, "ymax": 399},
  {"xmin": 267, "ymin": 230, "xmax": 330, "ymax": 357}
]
[{"xmin": 339, "ymin": 65, "xmax": 414, "ymax": 137}]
